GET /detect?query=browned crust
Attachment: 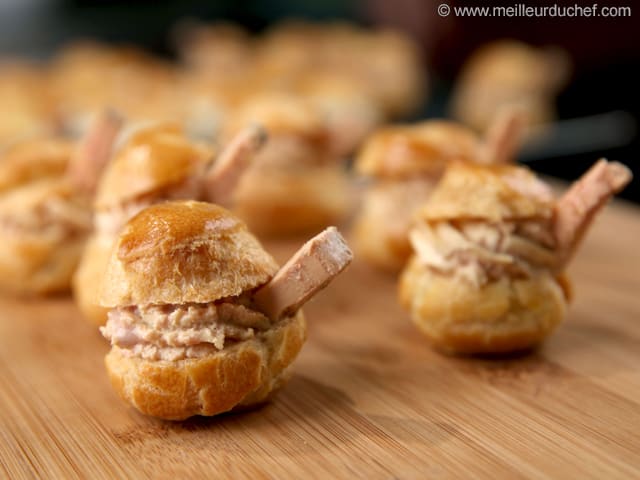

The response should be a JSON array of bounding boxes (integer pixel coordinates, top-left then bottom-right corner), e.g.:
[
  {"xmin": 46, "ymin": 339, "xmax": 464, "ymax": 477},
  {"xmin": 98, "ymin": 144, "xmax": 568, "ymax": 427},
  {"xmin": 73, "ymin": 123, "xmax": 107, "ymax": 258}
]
[
  {"xmin": 355, "ymin": 121, "xmax": 481, "ymax": 179},
  {"xmin": 416, "ymin": 162, "xmax": 554, "ymax": 223},
  {"xmin": 94, "ymin": 124, "xmax": 213, "ymax": 209},
  {"xmin": 399, "ymin": 256, "xmax": 567, "ymax": 354},
  {"xmin": 0, "ymin": 138, "xmax": 73, "ymax": 193},
  {"xmin": 100, "ymin": 201, "xmax": 279, "ymax": 307},
  {"xmin": 224, "ymin": 93, "xmax": 329, "ymax": 146},
  {"xmin": 105, "ymin": 310, "xmax": 306, "ymax": 420},
  {"xmin": 450, "ymin": 40, "xmax": 570, "ymax": 132}
]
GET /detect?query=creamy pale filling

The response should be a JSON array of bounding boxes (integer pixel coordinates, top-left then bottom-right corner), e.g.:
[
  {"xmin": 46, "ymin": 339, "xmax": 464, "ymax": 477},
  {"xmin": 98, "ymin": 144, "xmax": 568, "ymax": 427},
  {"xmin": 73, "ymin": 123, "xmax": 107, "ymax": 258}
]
[
  {"xmin": 410, "ymin": 220, "xmax": 557, "ymax": 287},
  {"xmin": 0, "ymin": 197, "xmax": 91, "ymax": 238},
  {"xmin": 100, "ymin": 301, "xmax": 271, "ymax": 361}
]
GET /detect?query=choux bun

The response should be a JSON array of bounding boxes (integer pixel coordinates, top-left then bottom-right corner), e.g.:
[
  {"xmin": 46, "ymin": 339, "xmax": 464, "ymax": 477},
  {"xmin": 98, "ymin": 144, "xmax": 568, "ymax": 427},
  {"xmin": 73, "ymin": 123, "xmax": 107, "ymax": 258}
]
[{"xmin": 100, "ymin": 201, "xmax": 307, "ymax": 420}]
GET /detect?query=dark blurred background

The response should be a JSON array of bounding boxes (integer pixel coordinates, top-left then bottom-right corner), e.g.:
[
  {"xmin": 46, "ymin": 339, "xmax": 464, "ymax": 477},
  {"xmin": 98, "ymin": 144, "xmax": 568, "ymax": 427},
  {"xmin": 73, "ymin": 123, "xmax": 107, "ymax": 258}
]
[{"xmin": 2, "ymin": 0, "xmax": 639, "ymax": 201}]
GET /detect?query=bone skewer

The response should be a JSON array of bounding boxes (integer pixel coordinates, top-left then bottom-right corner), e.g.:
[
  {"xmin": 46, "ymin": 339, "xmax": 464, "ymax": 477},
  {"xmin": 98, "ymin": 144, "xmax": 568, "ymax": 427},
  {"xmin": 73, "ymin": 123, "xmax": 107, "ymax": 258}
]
[
  {"xmin": 480, "ymin": 106, "xmax": 526, "ymax": 165},
  {"xmin": 554, "ymin": 158, "xmax": 632, "ymax": 268},
  {"xmin": 204, "ymin": 124, "xmax": 267, "ymax": 206},
  {"xmin": 252, "ymin": 227, "xmax": 353, "ymax": 320},
  {"xmin": 67, "ymin": 109, "xmax": 123, "ymax": 195}
]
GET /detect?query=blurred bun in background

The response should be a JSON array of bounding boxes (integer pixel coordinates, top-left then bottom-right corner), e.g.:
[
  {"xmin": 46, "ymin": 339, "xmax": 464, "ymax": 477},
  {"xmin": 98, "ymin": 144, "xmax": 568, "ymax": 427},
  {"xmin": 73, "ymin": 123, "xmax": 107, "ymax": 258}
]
[{"xmin": 450, "ymin": 40, "xmax": 571, "ymax": 136}]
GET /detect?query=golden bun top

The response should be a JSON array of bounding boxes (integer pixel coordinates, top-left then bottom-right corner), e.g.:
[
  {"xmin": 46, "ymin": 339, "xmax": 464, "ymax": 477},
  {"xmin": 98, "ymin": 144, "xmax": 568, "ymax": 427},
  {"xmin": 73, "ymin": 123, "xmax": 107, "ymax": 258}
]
[
  {"xmin": 225, "ymin": 93, "xmax": 328, "ymax": 144},
  {"xmin": 174, "ymin": 22, "xmax": 254, "ymax": 72},
  {"xmin": 49, "ymin": 42, "xmax": 179, "ymax": 125},
  {"xmin": 458, "ymin": 40, "xmax": 570, "ymax": 93},
  {"xmin": 51, "ymin": 41, "xmax": 176, "ymax": 93},
  {"xmin": 293, "ymin": 70, "xmax": 367, "ymax": 99},
  {"xmin": 1, "ymin": 62, "xmax": 56, "ymax": 143},
  {"xmin": 416, "ymin": 162, "xmax": 554, "ymax": 222},
  {"xmin": 94, "ymin": 123, "xmax": 213, "ymax": 208},
  {"xmin": 100, "ymin": 200, "xmax": 279, "ymax": 307},
  {"xmin": 0, "ymin": 138, "xmax": 74, "ymax": 193},
  {"xmin": 355, "ymin": 121, "xmax": 480, "ymax": 179}
]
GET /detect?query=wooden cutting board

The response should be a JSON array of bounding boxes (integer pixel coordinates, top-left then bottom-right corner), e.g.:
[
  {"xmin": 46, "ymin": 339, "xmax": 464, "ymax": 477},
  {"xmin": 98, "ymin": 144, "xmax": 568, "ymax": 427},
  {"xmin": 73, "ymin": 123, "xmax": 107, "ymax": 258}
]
[{"xmin": 1, "ymin": 199, "xmax": 639, "ymax": 479}]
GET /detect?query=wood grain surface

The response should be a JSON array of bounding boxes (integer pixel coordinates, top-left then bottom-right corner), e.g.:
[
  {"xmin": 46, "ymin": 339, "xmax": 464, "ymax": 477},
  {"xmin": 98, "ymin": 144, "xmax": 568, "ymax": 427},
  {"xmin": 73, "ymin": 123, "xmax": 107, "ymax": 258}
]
[{"xmin": 1, "ymin": 199, "xmax": 639, "ymax": 479}]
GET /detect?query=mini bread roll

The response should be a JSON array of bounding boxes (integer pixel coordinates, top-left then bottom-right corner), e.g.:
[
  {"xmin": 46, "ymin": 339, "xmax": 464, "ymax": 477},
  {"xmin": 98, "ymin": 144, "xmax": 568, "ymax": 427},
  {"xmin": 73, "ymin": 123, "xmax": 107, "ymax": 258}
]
[
  {"xmin": 255, "ymin": 21, "xmax": 424, "ymax": 117},
  {"xmin": 234, "ymin": 164, "xmax": 352, "ymax": 236},
  {"xmin": 176, "ymin": 71, "xmax": 251, "ymax": 140},
  {"xmin": 50, "ymin": 42, "xmax": 181, "ymax": 136},
  {"xmin": 93, "ymin": 123, "xmax": 212, "ymax": 210},
  {"xmin": 353, "ymin": 28, "xmax": 425, "ymax": 118},
  {"xmin": 451, "ymin": 40, "xmax": 570, "ymax": 134},
  {"xmin": 0, "ymin": 112, "xmax": 118, "ymax": 296},
  {"xmin": 292, "ymin": 71, "xmax": 383, "ymax": 157},
  {"xmin": 353, "ymin": 111, "xmax": 527, "ymax": 272},
  {"xmin": 172, "ymin": 21, "xmax": 254, "ymax": 75},
  {"xmin": 74, "ymin": 122, "xmax": 211, "ymax": 325},
  {"xmin": 352, "ymin": 121, "xmax": 482, "ymax": 271},
  {"xmin": 74, "ymin": 122, "xmax": 264, "ymax": 325},
  {"xmin": 227, "ymin": 93, "xmax": 351, "ymax": 236},
  {"xmin": 0, "ymin": 178, "xmax": 92, "ymax": 295},
  {"xmin": 223, "ymin": 93, "xmax": 328, "ymax": 158},
  {"xmin": 400, "ymin": 160, "xmax": 631, "ymax": 354},
  {"xmin": 99, "ymin": 201, "xmax": 305, "ymax": 419}
]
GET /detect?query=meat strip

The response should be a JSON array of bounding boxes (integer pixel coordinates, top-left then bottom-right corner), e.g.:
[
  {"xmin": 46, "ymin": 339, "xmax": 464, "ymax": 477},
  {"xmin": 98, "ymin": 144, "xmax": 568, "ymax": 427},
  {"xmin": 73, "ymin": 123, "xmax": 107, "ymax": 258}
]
[
  {"xmin": 204, "ymin": 123, "xmax": 267, "ymax": 206},
  {"xmin": 554, "ymin": 159, "xmax": 632, "ymax": 267},
  {"xmin": 67, "ymin": 109, "xmax": 123, "ymax": 195},
  {"xmin": 480, "ymin": 106, "xmax": 525, "ymax": 165},
  {"xmin": 253, "ymin": 227, "xmax": 353, "ymax": 320}
]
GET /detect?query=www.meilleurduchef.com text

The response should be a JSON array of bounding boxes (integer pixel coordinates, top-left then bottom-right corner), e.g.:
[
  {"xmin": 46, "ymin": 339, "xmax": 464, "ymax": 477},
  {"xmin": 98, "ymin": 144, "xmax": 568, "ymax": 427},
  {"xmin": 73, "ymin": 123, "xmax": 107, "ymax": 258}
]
[{"xmin": 437, "ymin": 3, "xmax": 631, "ymax": 18}]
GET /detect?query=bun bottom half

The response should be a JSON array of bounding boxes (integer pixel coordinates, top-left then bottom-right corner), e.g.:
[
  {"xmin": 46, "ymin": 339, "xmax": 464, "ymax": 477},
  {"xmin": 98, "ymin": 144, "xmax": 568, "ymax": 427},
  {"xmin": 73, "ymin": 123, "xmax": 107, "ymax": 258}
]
[
  {"xmin": 105, "ymin": 310, "xmax": 307, "ymax": 420},
  {"xmin": 399, "ymin": 257, "xmax": 568, "ymax": 354}
]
